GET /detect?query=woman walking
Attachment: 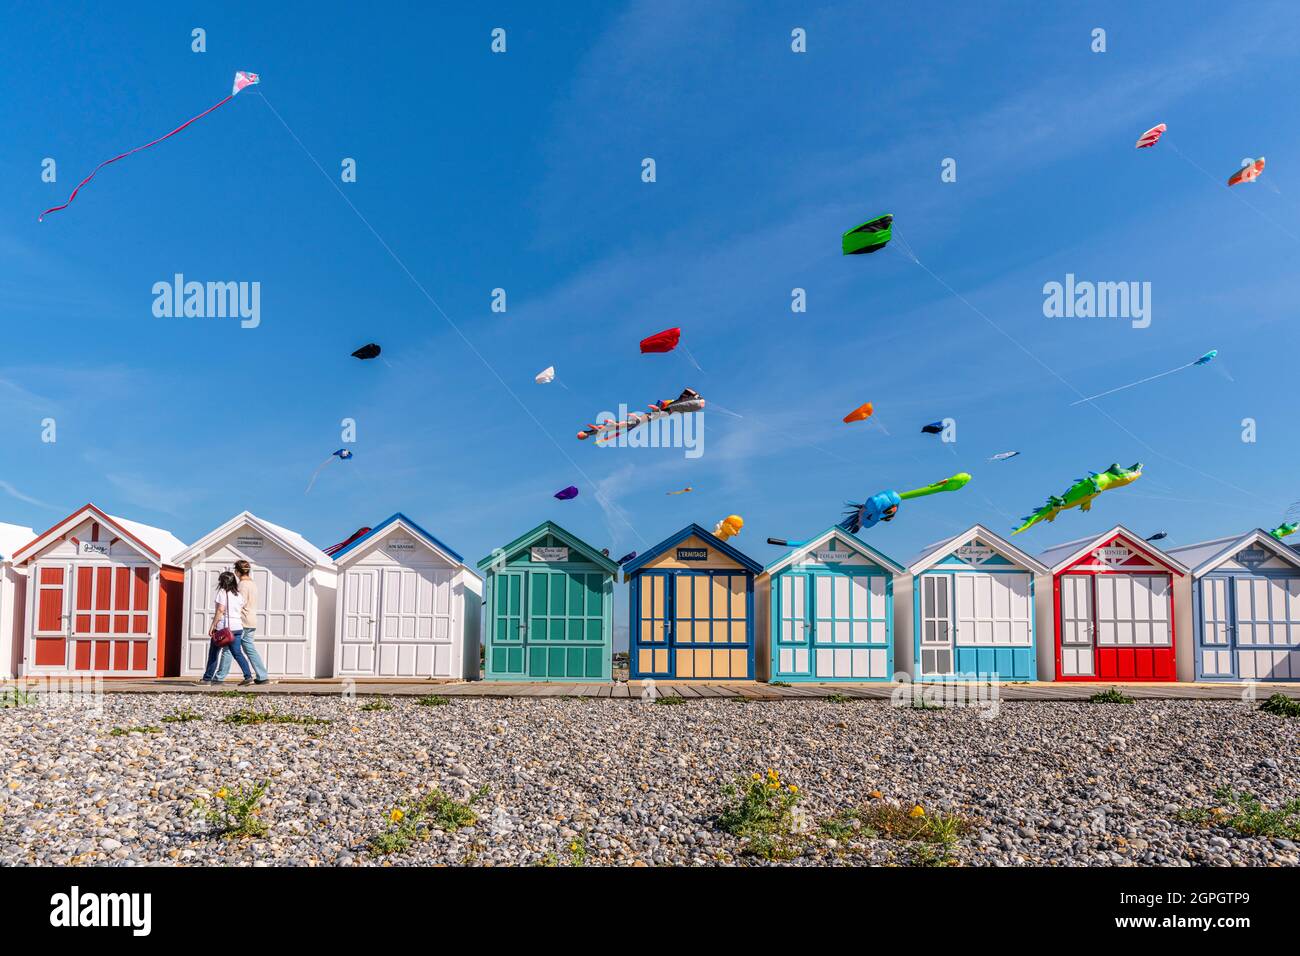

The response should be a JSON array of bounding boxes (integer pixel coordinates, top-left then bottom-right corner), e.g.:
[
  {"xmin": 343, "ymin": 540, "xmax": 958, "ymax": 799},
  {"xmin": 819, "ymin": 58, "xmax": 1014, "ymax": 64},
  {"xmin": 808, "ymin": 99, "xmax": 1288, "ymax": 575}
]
[{"xmin": 200, "ymin": 570, "xmax": 254, "ymax": 685}]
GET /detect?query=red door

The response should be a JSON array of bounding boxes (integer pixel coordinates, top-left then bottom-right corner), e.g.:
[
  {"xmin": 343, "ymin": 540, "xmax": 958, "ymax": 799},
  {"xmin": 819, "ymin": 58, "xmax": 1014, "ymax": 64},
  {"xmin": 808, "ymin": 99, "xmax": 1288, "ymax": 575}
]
[
  {"xmin": 68, "ymin": 563, "xmax": 153, "ymax": 674},
  {"xmin": 32, "ymin": 564, "xmax": 70, "ymax": 668}
]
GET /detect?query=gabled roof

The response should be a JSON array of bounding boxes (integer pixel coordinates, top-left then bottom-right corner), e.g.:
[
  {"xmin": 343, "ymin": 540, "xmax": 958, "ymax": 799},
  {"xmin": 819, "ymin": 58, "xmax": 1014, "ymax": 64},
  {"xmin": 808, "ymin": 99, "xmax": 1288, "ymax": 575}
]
[
  {"xmin": 476, "ymin": 520, "xmax": 617, "ymax": 574},
  {"xmin": 171, "ymin": 511, "xmax": 334, "ymax": 569},
  {"xmin": 331, "ymin": 513, "xmax": 466, "ymax": 567},
  {"xmin": 1039, "ymin": 524, "xmax": 1188, "ymax": 575},
  {"xmin": 908, "ymin": 523, "xmax": 1049, "ymax": 575},
  {"xmin": 764, "ymin": 526, "xmax": 905, "ymax": 575},
  {"xmin": 622, "ymin": 524, "xmax": 762, "ymax": 576},
  {"xmin": 1166, "ymin": 529, "xmax": 1300, "ymax": 576},
  {"xmin": 0, "ymin": 523, "xmax": 36, "ymax": 562},
  {"xmin": 11, "ymin": 504, "xmax": 186, "ymax": 566}
]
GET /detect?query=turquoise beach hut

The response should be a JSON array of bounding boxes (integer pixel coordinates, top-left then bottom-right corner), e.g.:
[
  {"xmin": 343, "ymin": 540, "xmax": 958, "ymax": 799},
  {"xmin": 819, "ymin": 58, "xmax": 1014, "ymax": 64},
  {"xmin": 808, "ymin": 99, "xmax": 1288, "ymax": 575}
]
[
  {"xmin": 478, "ymin": 521, "xmax": 617, "ymax": 682},
  {"xmin": 757, "ymin": 527, "xmax": 903, "ymax": 682}
]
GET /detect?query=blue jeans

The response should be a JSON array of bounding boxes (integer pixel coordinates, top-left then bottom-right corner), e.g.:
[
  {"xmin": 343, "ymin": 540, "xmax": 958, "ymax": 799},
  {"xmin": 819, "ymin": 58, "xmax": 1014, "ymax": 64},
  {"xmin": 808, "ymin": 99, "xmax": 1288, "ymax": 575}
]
[
  {"xmin": 203, "ymin": 630, "xmax": 252, "ymax": 681},
  {"xmin": 216, "ymin": 627, "xmax": 268, "ymax": 682}
]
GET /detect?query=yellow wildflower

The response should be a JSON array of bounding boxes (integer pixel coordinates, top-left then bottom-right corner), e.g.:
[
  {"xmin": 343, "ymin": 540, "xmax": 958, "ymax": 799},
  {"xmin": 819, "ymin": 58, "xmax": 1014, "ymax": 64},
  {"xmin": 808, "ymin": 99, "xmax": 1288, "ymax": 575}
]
[
  {"xmin": 788, "ymin": 785, "xmax": 798, "ymax": 794},
  {"xmin": 909, "ymin": 805, "xmax": 926, "ymax": 818},
  {"xmin": 767, "ymin": 768, "xmax": 779, "ymax": 780},
  {"xmin": 751, "ymin": 772, "xmax": 761, "ymax": 781},
  {"xmin": 215, "ymin": 787, "xmax": 229, "ymax": 799},
  {"xmin": 389, "ymin": 808, "xmax": 405, "ymax": 824}
]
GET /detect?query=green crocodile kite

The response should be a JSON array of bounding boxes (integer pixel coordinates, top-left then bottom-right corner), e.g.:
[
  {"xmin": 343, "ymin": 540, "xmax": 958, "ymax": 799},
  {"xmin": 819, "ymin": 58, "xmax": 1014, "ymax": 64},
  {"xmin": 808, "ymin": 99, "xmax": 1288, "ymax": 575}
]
[
  {"xmin": 1011, "ymin": 462, "xmax": 1143, "ymax": 535},
  {"xmin": 1269, "ymin": 522, "xmax": 1298, "ymax": 540}
]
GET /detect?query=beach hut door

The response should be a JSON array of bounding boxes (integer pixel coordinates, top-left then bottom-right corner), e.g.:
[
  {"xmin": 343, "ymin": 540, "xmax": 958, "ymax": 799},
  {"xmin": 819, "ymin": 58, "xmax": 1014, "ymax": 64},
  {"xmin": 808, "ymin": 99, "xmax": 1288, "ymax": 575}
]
[
  {"xmin": 341, "ymin": 568, "xmax": 380, "ymax": 671},
  {"xmin": 1199, "ymin": 578, "xmax": 1235, "ymax": 678},
  {"xmin": 636, "ymin": 571, "xmax": 673, "ymax": 677},
  {"xmin": 1059, "ymin": 575, "xmax": 1094, "ymax": 676},
  {"xmin": 919, "ymin": 575, "xmax": 953, "ymax": 675},
  {"xmin": 491, "ymin": 570, "xmax": 527, "ymax": 677},
  {"xmin": 776, "ymin": 573, "xmax": 811, "ymax": 676},
  {"xmin": 31, "ymin": 563, "xmax": 71, "ymax": 669}
]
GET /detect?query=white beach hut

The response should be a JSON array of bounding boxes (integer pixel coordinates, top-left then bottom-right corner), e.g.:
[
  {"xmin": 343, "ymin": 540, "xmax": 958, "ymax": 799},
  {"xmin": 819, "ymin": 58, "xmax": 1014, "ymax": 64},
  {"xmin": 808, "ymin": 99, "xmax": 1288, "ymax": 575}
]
[
  {"xmin": 0, "ymin": 522, "xmax": 36, "ymax": 678},
  {"xmin": 332, "ymin": 513, "xmax": 481, "ymax": 679},
  {"xmin": 172, "ymin": 512, "xmax": 338, "ymax": 679}
]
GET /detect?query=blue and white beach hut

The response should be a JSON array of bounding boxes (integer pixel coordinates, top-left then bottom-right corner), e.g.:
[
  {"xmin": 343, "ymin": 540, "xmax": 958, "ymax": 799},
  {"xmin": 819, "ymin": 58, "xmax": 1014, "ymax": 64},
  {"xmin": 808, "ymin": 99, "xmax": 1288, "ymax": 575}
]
[
  {"xmin": 905, "ymin": 524, "xmax": 1048, "ymax": 681},
  {"xmin": 1167, "ymin": 529, "xmax": 1300, "ymax": 681}
]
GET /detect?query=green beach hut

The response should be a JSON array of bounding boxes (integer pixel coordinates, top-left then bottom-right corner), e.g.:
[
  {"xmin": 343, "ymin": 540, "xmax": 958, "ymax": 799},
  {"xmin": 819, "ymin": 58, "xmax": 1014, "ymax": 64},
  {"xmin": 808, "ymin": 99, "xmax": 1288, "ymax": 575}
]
[{"xmin": 478, "ymin": 521, "xmax": 617, "ymax": 681}]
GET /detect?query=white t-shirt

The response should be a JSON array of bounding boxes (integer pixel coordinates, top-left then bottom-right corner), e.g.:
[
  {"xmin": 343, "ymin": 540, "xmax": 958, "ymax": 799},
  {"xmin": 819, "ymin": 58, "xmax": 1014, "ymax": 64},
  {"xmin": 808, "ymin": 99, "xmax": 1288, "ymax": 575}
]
[{"xmin": 214, "ymin": 588, "xmax": 245, "ymax": 631}]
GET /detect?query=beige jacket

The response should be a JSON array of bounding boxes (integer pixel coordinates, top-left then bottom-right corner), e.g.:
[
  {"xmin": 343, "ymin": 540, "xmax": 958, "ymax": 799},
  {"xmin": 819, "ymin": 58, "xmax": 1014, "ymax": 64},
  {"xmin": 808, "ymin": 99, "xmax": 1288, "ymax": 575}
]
[{"xmin": 237, "ymin": 576, "xmax": 258, "ymax": 629}]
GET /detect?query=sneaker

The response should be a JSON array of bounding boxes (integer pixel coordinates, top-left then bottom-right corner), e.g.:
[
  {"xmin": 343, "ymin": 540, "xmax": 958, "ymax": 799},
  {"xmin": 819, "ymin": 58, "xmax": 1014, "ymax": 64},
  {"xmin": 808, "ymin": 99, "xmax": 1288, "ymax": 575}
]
[
  {"xmin": 254, "ymin": 679, "xmax": 271, "ymax": 685},
  {"xmin": 238, "ymin": 677, "xmax": 255, "ymax": 686}
]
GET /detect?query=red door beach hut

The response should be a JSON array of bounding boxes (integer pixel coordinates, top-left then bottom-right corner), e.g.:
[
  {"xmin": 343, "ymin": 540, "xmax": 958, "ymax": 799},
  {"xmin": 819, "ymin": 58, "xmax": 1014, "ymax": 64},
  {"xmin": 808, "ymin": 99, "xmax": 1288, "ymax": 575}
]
[
  {"xmin": 1040, "ymin": 526, "xmax": 1187, "ymax": 681},
  {"xmin": 172, "ymin": 512, "xmax": 338, "ymax": 679},
  {"xmin": 331, "ymin": 514, "xmax": 481, "ymax": 679},
  {"xmin": 0, "ymin": 522, "xmax": 35, "ymax": 678},
  {"xmin": 11, "ymin": 504, "xmax": 186, "ymax": 677}
]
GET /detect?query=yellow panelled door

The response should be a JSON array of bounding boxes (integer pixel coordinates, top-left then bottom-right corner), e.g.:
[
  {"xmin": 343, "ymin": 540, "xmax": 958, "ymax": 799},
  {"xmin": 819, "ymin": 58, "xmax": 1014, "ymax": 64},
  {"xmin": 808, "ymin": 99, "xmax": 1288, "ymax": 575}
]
[{"xmin": 636, "ymin": 572, "xmax": 672, "ymax": 677}]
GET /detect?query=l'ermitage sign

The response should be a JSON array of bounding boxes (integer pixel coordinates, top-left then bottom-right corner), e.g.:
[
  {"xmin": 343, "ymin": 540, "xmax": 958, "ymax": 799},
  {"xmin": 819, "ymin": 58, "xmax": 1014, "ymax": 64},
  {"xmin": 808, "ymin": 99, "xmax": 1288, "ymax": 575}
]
[
  {"xmin": 676, "ymin": 548, "xmax": 708, "ymax": 561},
  {"xmin": 531, "ymin": 547, "xmax": 568, "ymax": 562}
]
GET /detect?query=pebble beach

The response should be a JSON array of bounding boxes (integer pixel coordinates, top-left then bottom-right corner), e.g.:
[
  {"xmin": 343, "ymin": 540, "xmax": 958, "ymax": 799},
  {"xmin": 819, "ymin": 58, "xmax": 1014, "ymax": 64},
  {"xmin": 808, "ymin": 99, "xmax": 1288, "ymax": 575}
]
[{"xmin": 2, "ymin": 693, "xmax": 1296, "ymax": 867}]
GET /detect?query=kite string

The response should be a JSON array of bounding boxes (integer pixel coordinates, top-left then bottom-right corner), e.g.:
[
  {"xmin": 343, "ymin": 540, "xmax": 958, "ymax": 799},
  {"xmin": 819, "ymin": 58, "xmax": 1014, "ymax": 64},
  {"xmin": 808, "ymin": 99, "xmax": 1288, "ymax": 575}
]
[
  {"xmin": 1067, "ymin": 360, "xmax": 1196, "ymax": 406},
  {"xmin": 252, "ymin": 90, "xmax": 648, "ymax": 546},
  {"xmin": 891, "ymin": 230, "xmax": 1283, "ymax": 510},
  {"xmin": 39, "ymin": 93, "xmax": 236, "ymax": 221}
]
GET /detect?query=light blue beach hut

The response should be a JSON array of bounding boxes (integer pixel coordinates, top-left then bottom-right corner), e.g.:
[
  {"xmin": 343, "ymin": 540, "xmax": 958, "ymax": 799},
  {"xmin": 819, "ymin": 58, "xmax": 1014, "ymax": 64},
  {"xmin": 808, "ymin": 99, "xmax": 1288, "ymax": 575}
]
[{"xmin": 1167, "ymin": 529, "xmax": 1300, "ymax": 681}]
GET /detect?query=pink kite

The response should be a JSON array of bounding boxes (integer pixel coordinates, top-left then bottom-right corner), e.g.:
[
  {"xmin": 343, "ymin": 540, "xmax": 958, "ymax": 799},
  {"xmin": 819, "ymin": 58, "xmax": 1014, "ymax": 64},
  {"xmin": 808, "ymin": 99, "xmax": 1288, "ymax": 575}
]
[
  {"xmin": 1135, "ymin": 123, "xmax": 1166, "ymax": 149},
  {"xmin": 1227, "ymin": 157, "xmax": 1265, "ymax": 187},
  {"xmin": 39, "ymin": 71, "xmax": 260, "ymax": 221}
]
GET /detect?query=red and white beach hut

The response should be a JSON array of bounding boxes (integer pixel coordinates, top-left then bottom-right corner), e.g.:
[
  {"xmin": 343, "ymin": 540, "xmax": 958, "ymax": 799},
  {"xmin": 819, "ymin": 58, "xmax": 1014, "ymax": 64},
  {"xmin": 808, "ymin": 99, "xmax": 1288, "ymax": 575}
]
[
  {"xmin": 11, "ymin": 504, "xmax": 187, "ymax": 677},
  {"xmin": 1040, "ymin": 525, "xmax": 1188, "ymax": 681},
  {"xmin": 0, "ymin": 522, "xmax": 35, "ymax": 678}
]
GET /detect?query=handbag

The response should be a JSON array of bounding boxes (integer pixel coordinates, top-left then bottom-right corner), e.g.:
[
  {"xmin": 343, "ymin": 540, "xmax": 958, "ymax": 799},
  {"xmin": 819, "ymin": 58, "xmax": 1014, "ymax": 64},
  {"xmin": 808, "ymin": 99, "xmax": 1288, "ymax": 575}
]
[{"xmin": 212, "ymin": 590, "xmax": 237, "ymax": 647}]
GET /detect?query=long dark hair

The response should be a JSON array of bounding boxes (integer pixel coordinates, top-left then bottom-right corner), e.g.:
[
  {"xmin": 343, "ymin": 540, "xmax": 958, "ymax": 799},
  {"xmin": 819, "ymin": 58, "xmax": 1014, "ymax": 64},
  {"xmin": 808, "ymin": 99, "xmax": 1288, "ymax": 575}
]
[{"xmin": 217, "ymin": 570, "xmax": 239, "ymax": 594}]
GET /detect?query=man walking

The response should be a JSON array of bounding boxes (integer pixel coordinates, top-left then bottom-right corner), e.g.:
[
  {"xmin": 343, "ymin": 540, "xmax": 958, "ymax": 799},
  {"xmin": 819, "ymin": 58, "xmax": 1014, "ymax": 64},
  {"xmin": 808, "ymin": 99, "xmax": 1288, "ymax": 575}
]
[{"xmin": 217, "ymin": 559, "xmax": 270, "ymax": 684}]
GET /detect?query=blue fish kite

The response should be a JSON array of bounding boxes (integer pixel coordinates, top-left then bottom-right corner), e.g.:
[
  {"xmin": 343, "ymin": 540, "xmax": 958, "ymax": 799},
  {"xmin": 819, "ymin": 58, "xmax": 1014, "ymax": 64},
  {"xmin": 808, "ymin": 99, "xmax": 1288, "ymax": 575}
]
[
  {"xmin": 554, "ymin": 485, "xmax": 579, "ymax": 500},
  {"xmin": 306, "ymin": 448, "xmax": 353, "ymax": 493}
]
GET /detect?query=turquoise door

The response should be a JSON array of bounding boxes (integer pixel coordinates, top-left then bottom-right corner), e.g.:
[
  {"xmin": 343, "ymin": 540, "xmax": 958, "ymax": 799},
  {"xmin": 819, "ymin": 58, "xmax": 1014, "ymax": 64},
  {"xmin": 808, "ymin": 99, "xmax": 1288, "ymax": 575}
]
[
  {"xmin": 774, "ymin": 572, "xmax": 813, "ymax": 677},
  {"xmin": 490, "ymin": 570, "xmax": 527, "ymax": 677},
  {"xmin": 526, "ymin": 568, "xmax": 607, "ymax": 679}
]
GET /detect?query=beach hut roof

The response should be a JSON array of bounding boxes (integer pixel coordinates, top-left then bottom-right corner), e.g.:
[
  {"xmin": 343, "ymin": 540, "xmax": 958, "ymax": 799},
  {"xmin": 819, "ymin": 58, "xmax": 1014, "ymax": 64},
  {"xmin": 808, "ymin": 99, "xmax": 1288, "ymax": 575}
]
[
  {"xmin": 11, "ymin": 504, "xmax": 187, "ymax": 566},
  {"xmin": 0, "ymin": 522, "xmax": 36, "ymax": 562},
  {"xmin": 171, "ymin": 511, "xmax": 334, "ymax": 569},
  {"xmin": 622, "ymin": 524, "xmax": 762, "ymax": 576},
  {"xmin": 908, "ymin": 523, "xmax": 1049, "ymax": 575},
  {"xmin": 477, "ymin": 520, "xmax": 618, "ymax": 573},
  {"xmin": 331, "ymin": 513, "xmax": 468, "ymax": 568},
  {"xmin": 764, "ymin": 526, "xmax": 905, "ymax": 575},
  {"xmin": 1038, "ymin": 524, "xmax": 1188, "ymax": 575},
  {"xmin": 1165, "ymin": 528, "xmax": 1300, "ymax": 576}
]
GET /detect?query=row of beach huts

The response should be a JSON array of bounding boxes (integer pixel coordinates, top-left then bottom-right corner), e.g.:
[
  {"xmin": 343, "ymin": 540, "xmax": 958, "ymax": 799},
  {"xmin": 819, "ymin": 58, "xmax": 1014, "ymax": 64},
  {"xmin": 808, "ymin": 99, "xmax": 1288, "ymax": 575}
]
[{"xmin": 1, "ymin": 503, "xmax": 1298, "ymax": 684}]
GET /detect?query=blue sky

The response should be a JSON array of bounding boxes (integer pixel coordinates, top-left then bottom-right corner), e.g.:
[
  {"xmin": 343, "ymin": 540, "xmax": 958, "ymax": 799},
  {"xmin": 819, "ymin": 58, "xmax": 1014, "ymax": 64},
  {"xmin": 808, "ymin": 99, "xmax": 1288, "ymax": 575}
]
[{"xmin": 2, "ymin": 2, "xmax": 1298, "ymax": 644}]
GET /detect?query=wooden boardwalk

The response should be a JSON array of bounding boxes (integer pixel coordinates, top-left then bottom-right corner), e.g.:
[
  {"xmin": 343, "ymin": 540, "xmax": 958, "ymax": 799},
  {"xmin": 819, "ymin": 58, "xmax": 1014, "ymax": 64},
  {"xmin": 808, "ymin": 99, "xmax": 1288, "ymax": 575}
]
[{"xmin": 4, "ymin": 677, "xmax": 1297, "ymax": 701}]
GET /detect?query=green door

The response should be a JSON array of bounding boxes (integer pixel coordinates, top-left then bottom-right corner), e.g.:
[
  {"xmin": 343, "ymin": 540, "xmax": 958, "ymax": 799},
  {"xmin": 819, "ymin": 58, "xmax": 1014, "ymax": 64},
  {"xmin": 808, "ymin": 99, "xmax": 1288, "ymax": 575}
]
[
  {"xmin": 491, "ymin": 570, "xmax": 527, "ymax": 677},
  {"xmin": 527, "ymin": 568, "xmax": 607, "ymax": 679}
]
